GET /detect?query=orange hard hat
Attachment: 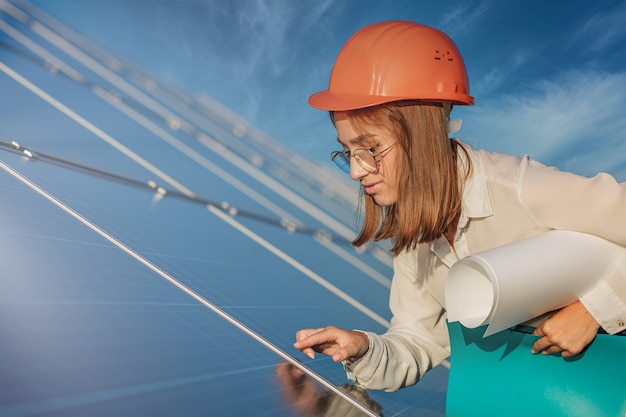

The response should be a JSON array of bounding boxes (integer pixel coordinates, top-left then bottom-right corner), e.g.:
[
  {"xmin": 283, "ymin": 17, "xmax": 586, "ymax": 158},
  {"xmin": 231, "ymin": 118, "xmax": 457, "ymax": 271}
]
[{"xmin": 309, "ymin": 20, "xmax": 473, "ymax": 111}]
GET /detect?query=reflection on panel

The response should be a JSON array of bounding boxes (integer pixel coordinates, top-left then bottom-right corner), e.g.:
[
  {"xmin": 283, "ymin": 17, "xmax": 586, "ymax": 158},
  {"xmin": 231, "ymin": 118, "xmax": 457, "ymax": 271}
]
[
  {"xmin": 0, "ymin": 166, "xmax": 378, "ymax": 417},
  {"xmin": 275, "ymin": 361, "xmax": 384, "ymax": 417},
  {"xmin": 0, "ymin": 1, "xmax": 448, "ymax": 415}
]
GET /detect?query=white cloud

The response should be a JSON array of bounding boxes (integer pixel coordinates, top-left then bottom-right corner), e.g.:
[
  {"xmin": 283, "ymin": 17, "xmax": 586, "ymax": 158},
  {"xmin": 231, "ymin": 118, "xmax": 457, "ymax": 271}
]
[
  {"xmin": 438, "ymin": 0, "xmax": 493, "ymax": 37},
  {"xmin": 457, "ymin": 70, "xmax": 626, "ymax": 180},
  {"xmin": 198, "ymin": 0, "xmax": 335, "ymax": 125},
  {"xmin": 471, "ymin": 47, "xmax": 533, "ymax": 97},
  {"xmin": 570, "ymin": 3, "xmax": 626, "ymax": 55}
]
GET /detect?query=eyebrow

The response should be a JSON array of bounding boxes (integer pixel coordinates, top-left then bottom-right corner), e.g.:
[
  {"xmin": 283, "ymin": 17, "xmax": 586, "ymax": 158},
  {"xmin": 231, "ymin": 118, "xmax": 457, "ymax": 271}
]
[{"xmin": 336, "ymin": 134, "xmax": 375, "ymax": 147}]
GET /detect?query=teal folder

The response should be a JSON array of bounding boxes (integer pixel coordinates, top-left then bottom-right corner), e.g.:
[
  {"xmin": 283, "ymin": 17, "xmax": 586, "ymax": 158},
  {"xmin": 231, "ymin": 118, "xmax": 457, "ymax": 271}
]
[{"xmin": 446, "ymin": 321, "xmax": 626, "ymax": 417}]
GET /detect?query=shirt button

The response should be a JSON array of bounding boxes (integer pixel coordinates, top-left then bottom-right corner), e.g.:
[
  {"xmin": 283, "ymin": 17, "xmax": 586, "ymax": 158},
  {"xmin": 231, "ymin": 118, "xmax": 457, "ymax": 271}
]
[{"xmin": 618, "ymin": 320, "xmax": 625, "ymax": 328}]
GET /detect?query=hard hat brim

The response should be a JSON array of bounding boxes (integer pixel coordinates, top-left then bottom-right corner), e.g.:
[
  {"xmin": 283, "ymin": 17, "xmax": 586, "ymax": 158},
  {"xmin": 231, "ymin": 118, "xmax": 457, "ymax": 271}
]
[
  {"xmin": 308, "ymin": 90, "xmax": 474, "ymax": 111},
  {"xmin": 308, "ymin": 90, "xmax": 405, "ymax": 111}
]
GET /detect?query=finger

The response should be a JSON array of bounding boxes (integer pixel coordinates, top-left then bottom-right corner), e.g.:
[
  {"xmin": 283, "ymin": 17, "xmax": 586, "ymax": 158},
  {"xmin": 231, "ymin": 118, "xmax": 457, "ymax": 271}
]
[
  {"xmin": 531, "ymin": 336, "xmax": 552, "ymax": 354},
  {"xmin": 300, "ymin": 347, "xmax": 316, "ymax": 359},
  {"xmin": 331, "ymin": 347, "xmax": 354, "ymax": 363},
  {"xmin": 532, "ymin": 326, "xmax": 544, "ymax": 337},
  {"xmin": 540, "ymin": 345, "xmax": 562, "ymax": 356},
  {"xmin": 292, "ymin": 338, "xmax": 317, "ymax": 358},
  {"xmin": 293, "ymin": 328, "xmax": 334, "ymax": 349},
  {"xmin": 294, "ymin": 332, "xmax": 334, "ymax": 359},
  {"xmin": 561, "ymin": 342, "xmax": 586, "ymax": 358},
  {"xmin": 561, "ymin": 349, "xmax": 577, "ymax": 359},
  {"xmin": 295, "ymin": 328, "xmax": 324, "ymax": 342}
]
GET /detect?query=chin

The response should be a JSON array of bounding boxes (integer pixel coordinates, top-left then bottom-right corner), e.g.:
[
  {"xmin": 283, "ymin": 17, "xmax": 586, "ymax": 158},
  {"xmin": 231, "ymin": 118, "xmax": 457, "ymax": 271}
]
[{"xmin": 372, "ymin": 195, "xmax": 396, "ymax": 207}]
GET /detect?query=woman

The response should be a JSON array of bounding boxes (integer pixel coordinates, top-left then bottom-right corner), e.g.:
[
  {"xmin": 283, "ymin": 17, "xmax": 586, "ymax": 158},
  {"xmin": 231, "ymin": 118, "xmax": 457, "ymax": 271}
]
[{"xmin": 294, "ymin": 20, "xmax": 626, "ymax": 392}]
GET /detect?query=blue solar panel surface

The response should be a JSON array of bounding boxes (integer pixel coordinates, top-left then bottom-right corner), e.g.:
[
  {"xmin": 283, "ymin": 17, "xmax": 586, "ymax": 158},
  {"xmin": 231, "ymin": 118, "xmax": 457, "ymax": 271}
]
[{"xmin": 0, "ymin": 1, "xmax": 448, "ymax": 415}]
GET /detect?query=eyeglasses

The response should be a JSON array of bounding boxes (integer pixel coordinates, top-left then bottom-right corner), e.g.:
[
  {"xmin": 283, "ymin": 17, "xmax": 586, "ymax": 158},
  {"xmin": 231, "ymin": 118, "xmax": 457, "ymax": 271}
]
[{"xmin": 330, "ymin": 143, "xmax": 397, "ymax": 174}]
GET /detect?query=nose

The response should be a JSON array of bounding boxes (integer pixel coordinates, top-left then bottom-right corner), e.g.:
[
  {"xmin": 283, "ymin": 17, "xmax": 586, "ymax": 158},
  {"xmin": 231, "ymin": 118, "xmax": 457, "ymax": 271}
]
[{"xmin": 349, "ymin": 158, "xmax": 369, "ymax": 181}]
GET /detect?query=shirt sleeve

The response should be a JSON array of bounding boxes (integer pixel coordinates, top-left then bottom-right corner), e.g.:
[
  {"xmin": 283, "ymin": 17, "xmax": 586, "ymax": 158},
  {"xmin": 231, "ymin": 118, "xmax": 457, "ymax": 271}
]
[
  {"xmin": 343, "ymin": 247, "xmax": 450, "ymax": 392},
  {"xmin": 519, "ymin": 158, "xmax": 626, "ymax": 334}
]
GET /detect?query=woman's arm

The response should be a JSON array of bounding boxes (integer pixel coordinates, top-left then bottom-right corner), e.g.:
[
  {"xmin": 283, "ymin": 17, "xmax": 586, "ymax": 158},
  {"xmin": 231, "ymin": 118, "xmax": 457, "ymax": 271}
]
[
  {"xmin": 520, "ymin": 159, "xmax": 626, "ymax": 353},
  {"xmin": 330, "ymin": 248, "xmax": 450, "ymax": 391}
]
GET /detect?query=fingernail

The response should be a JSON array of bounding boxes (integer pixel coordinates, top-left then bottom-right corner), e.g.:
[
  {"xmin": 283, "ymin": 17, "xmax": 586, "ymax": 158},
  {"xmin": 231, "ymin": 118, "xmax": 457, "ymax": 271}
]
[{"xmin": 307, "ymin": 352, "xmax": 315, "ymax": 359}]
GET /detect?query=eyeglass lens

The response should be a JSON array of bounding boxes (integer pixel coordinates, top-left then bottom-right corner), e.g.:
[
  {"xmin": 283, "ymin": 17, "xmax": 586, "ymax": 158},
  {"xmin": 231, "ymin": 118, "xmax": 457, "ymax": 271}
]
[{"xmin": 332, "ymin": 149, "xmax": 378, "ymax": 174}]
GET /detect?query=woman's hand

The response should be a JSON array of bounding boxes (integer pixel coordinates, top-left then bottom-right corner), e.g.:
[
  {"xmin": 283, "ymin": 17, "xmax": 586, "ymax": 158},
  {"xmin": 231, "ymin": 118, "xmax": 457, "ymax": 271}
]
[
  {"xmin": 294, "ymin": 326, "xmax": 370, "ymax": 362},
  {"xmin": 532, "ymin": 300, "xmax": 600, "ymax": 358}
]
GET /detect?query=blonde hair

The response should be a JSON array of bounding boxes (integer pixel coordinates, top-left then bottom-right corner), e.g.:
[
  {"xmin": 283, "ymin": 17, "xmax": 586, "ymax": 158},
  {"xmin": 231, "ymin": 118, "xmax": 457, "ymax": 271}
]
[{"xmin": 335, "ymin": 101, "xmax": 471, "ymax": 255}]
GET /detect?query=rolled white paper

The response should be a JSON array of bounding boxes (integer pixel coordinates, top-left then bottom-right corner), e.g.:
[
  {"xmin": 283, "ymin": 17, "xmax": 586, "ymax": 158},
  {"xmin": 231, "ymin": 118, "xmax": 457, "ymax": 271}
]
[{"xmin": 446, "ymin": 230, "xmax": 624, "ymax": 337}]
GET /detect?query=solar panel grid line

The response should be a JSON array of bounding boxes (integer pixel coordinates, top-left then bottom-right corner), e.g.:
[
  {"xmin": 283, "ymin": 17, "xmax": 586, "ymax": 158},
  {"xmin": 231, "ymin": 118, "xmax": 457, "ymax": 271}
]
[
  {"xmin": 0, "ymin": 63, "xmax": 394, "ymax": 295},
  {"xmin": 3, "ymin": 0, "xmax": 347, "ymax": 222},
  {"xmin": 0, "ymin": 139, "xmax": 301, "ymax": 234},
  {"xmin": 0, "ymin": 47, "xmax": 386, "ymax": 316},
  {"xmin": 0, "ymin": 0, "xmax": 28, "ymax": 23},
  {"xmin": 1, "ymin": 9, "xmax": 367, "ymax": 249},
  {"xmin": 0, "ymin": 19, "xmax": 84, "ymax": 83},
  {"xmin": 84, "ymin": 52, "xmax": 382, "ymax": 264},
  {"xmin": 21, "ymin": 7, "xmax": 313, "ymax": 184},
  {"xmin": 1, "ymin": 2, "xmax": 451, "ymax": 413},
  {"xmin": 1, "ymin": 0, "xmax": 394, "ymax": 310},
  {"xmin": 0, "ymin": 25, "xmax": 395, "ymax": 288},
  {"xmin": 125, "ymin": 83, "xmax": 275, "ymax": 173},
  {"xmin": 84, "ymin": 41, "xmax": 365, "ymax": 260},
  {"xmin": 192, "ymin": 130, "xmax": 360, "ymax": 241},
  {"xmin": 40, "ymin": 1, "xmax": 360, "ymax": 240},
  {"xmin": 369, "ymin": 245, "xmax": 394, "ymax": 268},
  {"xmin": 1, "ymin": 367, "xmax": 276, "ymax": 417},
  {"xmin": 135, "ymin": 111, "xmax": 381, "ymax": 271},
  {"xmin": 207, "ymin": 204, "xmax": 391, "ymax": 329},
  {"xmin": 2, "ymin": 0, "xmax": 360, "ymax": 240},
  {"xmin": 314, "ymin": 237, "xmax": 391, "ymax": 289},
  {"xmin": 0, "ymin": 158, "xmax": 383, "ymax": 417},
  {"xmin": 158, "ymin": 110, "xmax": 349, "ymax": 228},
  {"xmin": 0, "ymin": 34, "xmax": 312, "ymax": 235},
  {"xmin": 17, "ymin": 2, "xmax": 268, "ymax": 179},
  {"xmin": 120, "ymin": 70, "xmax": 362, "ymax": 228},
  {"xmin": 90, "ymin": 81, "xmax": 305, "ymax": 226},
  {"xmin": 25, "ymin": 17, "xmax": 194, "ymax": 137},
  {"xmin": 165, "ymin": 108, "xmax": 364, "ymax": 246},
  {"xmin": 0, "ymin": 71, "xmax": 389, "ymax": 300},
  {"xmin": 87, "ymin": 65, "xmax": 361, "ymax": 244},
  {"xmin": 154, "ymin": 97, "xmax": 330, "ymax": 200},
  {"xmin": 0, "ymin": 61, "xmax": 197, "ymax": 197},
  {"xmin": 14, "ymin": 0, "xmax": 236, "ymax": 135},
  {"xmin": 0, "ymin": 138, "xmax": 390, "ymax": 295},
  {"xmin": 0, "ymin": 177, "xmax": 380, "ymax": 415}
]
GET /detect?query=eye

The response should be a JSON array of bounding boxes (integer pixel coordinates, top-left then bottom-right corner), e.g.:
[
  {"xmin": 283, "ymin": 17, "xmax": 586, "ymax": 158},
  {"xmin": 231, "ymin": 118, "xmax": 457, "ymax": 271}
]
[{"xmin": 366, "ymin": 142, "xmax": 382, "ymax": 154}]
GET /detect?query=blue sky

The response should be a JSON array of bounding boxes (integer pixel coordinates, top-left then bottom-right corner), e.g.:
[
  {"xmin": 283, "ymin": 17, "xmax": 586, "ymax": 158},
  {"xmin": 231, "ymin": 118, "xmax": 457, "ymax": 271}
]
[{"xmin": 31, "ymin": 0, "xmax": 626, "ymax": 181}]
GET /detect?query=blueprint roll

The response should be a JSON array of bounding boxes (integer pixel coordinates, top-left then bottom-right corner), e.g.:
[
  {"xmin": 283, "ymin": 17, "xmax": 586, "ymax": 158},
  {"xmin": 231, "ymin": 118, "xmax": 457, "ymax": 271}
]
[{"xmin": 446, "ymin": 230, "xmax": 624, "ymax": 337}]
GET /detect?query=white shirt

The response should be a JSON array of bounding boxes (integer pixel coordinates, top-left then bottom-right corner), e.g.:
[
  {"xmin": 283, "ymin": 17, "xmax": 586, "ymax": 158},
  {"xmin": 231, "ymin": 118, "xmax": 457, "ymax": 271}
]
[{"xmin": 345, "ymin": 142, "xmax": 626, "ymax": 392}]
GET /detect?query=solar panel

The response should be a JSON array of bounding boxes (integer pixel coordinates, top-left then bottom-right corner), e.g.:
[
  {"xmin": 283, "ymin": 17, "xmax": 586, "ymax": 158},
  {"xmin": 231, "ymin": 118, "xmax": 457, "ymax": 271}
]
[{"xmin": 0, "ymin": 1, "xmax": 449, "ymax": 415}]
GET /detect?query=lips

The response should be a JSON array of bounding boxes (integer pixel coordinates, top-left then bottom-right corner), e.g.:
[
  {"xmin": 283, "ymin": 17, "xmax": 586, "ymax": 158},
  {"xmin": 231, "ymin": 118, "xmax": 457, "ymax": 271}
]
[{"xmin": 362, "ymin": 181, "xmax": 382, "ymax": 195}]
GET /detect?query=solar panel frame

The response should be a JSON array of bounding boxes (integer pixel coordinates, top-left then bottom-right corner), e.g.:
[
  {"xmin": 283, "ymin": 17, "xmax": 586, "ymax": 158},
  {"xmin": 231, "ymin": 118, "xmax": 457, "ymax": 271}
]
[{"xmin": 0, "ymin": 1, "xmax": 449, "ymax": 415}]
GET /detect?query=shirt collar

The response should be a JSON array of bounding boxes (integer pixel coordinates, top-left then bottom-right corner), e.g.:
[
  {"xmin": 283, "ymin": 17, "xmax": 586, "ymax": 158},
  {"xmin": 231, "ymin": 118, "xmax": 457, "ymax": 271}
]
[{"xmin": 457, "ymin": 142, "xmax": 493, "ymax": 228}]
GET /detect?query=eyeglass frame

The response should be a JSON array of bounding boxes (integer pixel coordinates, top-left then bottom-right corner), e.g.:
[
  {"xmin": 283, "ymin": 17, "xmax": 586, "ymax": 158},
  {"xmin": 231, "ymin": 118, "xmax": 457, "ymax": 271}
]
[{"xmin": 330, "ymin": 143, "xmax": 397, "ymax": 174}]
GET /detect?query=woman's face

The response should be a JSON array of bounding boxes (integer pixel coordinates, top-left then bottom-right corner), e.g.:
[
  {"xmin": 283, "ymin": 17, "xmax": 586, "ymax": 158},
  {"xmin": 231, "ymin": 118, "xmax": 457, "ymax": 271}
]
[{"xmin": 334, "ymin": 111, "xmax": 400, "ymax": 206}]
